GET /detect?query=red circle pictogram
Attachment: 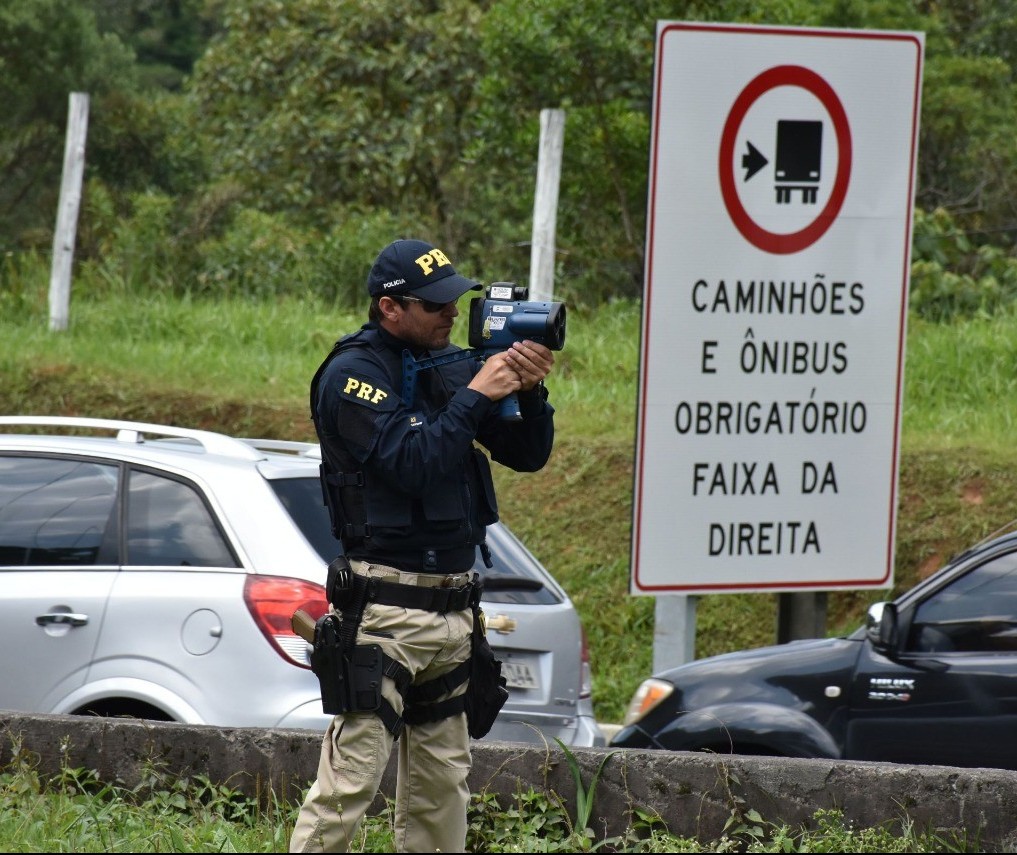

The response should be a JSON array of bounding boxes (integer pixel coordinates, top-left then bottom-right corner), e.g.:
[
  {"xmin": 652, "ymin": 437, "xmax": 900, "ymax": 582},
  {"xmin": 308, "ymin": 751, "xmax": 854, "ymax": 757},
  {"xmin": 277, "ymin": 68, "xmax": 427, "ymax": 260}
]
[{"xmin": 718, "ymin": 65, "xmax": 852, "ymax": 254}]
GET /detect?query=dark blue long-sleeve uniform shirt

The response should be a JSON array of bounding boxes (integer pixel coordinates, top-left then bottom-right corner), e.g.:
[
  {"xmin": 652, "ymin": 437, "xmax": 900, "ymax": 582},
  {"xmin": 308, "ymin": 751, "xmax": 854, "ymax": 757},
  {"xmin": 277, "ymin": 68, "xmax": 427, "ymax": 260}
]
[{"xmin": 315, "ymin": 323, "xmax": 554, "ymax": 572}]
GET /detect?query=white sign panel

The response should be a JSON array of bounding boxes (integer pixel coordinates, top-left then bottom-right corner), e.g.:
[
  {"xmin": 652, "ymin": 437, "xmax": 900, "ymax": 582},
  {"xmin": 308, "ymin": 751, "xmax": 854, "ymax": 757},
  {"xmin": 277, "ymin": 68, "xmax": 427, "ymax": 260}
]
[{"xmin": 632, "ymin": 22, "xmax": 924, "ymax": 595}]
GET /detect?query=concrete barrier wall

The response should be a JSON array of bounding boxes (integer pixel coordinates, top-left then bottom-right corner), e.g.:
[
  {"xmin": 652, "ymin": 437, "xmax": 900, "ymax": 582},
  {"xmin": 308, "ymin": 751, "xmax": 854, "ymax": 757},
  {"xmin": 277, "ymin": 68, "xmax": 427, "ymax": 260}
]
[{"xmin": 3, "ymin": 712, "xmax": 1017, "ymax": 851}]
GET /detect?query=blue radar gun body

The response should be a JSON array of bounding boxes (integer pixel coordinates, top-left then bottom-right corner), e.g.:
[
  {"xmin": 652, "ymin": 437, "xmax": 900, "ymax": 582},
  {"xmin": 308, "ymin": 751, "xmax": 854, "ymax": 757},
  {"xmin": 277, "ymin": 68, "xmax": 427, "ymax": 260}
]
[{"xmin": 401, "ymin": 283, "xmax": 566, "ymax": 421}]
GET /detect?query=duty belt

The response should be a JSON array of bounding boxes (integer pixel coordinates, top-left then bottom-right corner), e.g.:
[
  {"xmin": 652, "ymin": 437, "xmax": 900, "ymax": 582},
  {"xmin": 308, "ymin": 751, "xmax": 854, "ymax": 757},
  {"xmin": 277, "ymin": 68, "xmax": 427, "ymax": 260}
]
[
  {"xmin": 327, "ymin": 556, "xmax": 478, "ymax": 614},
  {"xmin": 356, "ymin": 575, "xmax": 477, "ymax": 613}
]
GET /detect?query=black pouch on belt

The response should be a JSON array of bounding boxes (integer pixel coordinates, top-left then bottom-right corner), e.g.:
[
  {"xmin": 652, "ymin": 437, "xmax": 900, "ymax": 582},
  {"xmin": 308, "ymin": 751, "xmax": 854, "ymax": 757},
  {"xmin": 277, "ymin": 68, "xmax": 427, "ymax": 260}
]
[{"xmin": 464, "ymin": 602, "xmax": 509, "ymax": 739}]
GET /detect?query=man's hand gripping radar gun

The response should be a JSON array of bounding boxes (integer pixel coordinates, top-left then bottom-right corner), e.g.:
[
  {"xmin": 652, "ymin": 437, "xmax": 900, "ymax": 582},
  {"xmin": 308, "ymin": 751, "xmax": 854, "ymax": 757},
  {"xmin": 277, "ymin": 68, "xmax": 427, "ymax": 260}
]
[{"xmin": 401, "ymin": 284, "xmax": 566, "ymax": 420}]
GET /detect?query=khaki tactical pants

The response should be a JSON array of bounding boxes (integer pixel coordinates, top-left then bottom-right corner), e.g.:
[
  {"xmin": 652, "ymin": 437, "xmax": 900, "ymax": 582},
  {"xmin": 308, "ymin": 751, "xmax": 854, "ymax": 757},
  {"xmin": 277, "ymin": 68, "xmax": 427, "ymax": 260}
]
[{"xmin": 290, "ymin": 562, "xmax": 474, "ymax": 854}]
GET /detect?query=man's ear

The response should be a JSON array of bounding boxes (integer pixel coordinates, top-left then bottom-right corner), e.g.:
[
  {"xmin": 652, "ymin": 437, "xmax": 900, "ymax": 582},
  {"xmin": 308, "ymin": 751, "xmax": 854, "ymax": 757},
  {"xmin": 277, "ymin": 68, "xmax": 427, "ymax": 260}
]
[{"xmin": 378, "ymin": 295, "xmax": 403, "ymax": 324}]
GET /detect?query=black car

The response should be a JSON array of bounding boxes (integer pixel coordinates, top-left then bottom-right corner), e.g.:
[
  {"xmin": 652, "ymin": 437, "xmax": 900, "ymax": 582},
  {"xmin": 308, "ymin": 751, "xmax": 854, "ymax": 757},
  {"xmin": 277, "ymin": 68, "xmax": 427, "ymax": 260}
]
[{"xmin": 611, "ymin": 529, "xmax": 1017, "ymax": 770}]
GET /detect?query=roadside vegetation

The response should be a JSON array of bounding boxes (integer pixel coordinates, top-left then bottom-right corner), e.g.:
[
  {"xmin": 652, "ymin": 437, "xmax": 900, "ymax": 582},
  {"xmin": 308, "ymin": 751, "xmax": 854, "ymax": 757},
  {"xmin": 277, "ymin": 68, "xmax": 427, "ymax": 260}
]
[
  {"xmin": 5, "ymin": 10, "xmax": 1017, "ymax": 714},
  {"xmin": 7, "ymin": 1, "xmax": 1017, "ymax": 313},
  {"xmin": 0, "ymin": 737, "xmax": 969, "ymax": 852},
  {"xmin": 4, "ymin": 1, "xmax": 1017, "ymax": 849},
  {"xmin": 5, "ymin": 262, "xmax": 1017, "ymax": 723}
]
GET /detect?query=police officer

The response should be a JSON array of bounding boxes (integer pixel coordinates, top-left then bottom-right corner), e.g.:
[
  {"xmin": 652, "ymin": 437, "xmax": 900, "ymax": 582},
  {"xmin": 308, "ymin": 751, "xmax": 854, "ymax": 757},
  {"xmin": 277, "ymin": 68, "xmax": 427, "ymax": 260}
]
[{"xmin": 290, "ymin": 239, "xmax": 555, "ymax": 853}]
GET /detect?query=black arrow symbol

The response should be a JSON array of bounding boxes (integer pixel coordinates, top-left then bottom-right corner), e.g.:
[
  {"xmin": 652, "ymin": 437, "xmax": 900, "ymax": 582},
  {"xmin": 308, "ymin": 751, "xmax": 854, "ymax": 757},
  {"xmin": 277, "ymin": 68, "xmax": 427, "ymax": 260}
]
[{"xmin": 741, "ymin": 141, "xmax": 768, "ymax": 181}]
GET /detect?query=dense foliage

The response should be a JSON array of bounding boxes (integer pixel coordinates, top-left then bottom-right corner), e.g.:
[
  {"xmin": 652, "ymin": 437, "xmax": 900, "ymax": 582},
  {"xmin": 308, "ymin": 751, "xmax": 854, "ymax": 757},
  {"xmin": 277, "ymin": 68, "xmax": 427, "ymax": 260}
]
[{"xmin": 3, "ymin": 0, "xmax": 1017, "ymax": 312}]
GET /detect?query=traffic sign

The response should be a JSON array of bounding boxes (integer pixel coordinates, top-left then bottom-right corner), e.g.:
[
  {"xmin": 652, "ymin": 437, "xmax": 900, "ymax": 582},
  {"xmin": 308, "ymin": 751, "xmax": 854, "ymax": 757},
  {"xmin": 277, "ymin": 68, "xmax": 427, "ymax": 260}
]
[
  {"xmin": 718, "ymin": 64, "xmax": 852, "ymax": 254},
  {"xmin": 632, "ymin": 22, "xmax": 924, "ymax": 595}
]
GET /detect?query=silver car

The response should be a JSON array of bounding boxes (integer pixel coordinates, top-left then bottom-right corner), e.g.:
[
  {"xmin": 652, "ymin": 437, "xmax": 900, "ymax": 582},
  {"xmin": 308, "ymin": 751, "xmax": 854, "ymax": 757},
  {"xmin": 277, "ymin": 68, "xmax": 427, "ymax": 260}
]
[{"xmin": 0, "ymin": 416, "xmax": 602, "ymax": 746}]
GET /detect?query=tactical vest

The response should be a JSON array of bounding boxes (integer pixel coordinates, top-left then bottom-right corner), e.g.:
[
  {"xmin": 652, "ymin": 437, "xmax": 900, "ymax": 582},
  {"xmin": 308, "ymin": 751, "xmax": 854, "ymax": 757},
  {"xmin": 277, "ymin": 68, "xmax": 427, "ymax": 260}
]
[
  {"xmin": 309, "ymin": 327, "xmax": 497, "ymax": 569},
  {"xmin": 309, "ymin": 329, "xmax": 374, "ymax": 544}
]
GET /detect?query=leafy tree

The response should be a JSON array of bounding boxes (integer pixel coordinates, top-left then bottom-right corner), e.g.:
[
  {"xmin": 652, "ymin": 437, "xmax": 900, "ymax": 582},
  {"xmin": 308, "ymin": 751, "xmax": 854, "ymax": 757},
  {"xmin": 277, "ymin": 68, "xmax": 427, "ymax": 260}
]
[
  {"xmin": 918, "ymin": 54, "xmax": 1017, "ymax": 236},
  {"xmin": 87, "ymin": 0, "xmax": 220, "ymax": 90},
  {"xmin": 470, "ymin": 0, "xmax": 658, "ymax": 299},
  {"xmin": 819, "ymin": 0, "xmax": 1017, "ymax": 247},
  {"xmin": 187, "ymin": 0, "xmax": 489, "ymax": 243},
  {"xmin": 7, "ymin": 0, "xmax": 1016, "ymax": 306},
  {"xmin": 469, "ymin": 0, "xmax": 833, "ymax": 300},
  {"xmin": 0, "ymin": 0, "xmax": 137, "ymax": 247},
  {"xmin": 921, "ymin": 0, "xmax": 1017, "ymax": 75}
]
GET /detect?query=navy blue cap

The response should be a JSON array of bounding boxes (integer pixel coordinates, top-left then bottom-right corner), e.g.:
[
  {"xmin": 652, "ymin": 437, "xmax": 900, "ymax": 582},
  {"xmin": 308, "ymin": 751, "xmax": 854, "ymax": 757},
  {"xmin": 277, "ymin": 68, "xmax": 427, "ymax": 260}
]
[{"xmin": 367, "ymin": 239, "xmax": 482, "ymax": 302}]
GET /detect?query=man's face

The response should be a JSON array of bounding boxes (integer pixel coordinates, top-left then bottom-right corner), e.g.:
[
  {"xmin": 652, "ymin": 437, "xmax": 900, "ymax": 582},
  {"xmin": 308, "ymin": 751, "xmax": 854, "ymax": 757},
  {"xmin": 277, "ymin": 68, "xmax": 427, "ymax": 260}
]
[{"xmin": 384, "ymin": 295, "xmax": 460, "ymax": 350}]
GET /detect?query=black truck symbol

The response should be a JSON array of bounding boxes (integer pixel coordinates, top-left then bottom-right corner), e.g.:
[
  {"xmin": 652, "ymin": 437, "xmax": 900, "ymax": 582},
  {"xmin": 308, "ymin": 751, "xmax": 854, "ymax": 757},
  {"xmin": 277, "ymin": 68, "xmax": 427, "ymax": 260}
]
[
  {"xmin": 741, "ymin": 120, "xmax": 823, "ymax": 204},
  {"xmin": 774, "ymin": 120, "xmax": 822, "ymax": 203}
]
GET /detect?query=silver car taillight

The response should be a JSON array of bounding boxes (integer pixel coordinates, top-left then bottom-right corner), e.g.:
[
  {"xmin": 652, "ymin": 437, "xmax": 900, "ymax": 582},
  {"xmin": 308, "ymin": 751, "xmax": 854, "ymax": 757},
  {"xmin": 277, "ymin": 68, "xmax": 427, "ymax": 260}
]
[{"xmin": 243, "ymin": 575, "xmax": 329, "ymax": 668}]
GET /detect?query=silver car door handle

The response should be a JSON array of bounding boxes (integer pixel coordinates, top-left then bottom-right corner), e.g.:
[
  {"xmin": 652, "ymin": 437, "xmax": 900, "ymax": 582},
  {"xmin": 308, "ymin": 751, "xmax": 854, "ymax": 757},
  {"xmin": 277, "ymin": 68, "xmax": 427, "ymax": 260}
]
[{"xmin": 36, "ymin": 613, "xmax": 89, "ymax": 627}]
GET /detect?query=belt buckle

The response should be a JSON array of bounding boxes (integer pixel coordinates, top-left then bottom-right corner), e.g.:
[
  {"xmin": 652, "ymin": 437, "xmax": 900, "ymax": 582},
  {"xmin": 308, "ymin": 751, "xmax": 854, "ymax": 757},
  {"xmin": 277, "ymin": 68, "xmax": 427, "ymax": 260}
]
[{"xmin": 441, "ymin": 574, "xmax": 463, "ymax": 589}]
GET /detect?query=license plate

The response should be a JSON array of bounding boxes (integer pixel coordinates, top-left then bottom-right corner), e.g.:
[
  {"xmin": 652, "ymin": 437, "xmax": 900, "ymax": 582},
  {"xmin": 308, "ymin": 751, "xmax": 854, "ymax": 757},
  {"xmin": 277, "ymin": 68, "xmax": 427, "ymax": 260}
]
[{"xmin": 501, "ymin": 660, "xmax": 539, "ymax": 690}]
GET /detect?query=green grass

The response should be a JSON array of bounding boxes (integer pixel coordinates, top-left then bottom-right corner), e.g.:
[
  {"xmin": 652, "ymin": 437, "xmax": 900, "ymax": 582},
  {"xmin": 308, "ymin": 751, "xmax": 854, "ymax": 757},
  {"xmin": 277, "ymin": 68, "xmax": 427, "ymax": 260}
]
[
  {"xmin": 903, "ymin": 312, "xmax": 1017, "ymax": 447},
  {"xmin": 1, "ymin": 292, "xmax": 349, "ymax": 412},
  {"xmin": 0, "ymin": 287, "xmax": 641, "ymax": 443},
  {"xmin": 4, "ymin": 287, "xmax": 1017, "ymax": 723}
]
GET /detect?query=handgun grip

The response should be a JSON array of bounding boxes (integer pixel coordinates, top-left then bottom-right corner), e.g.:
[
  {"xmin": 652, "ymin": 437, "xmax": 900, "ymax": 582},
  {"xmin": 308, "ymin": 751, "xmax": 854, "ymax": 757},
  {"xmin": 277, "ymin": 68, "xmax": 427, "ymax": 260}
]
[{"xmin": 291, "ymin": 609, "xmax": 317, "ymax": 643}]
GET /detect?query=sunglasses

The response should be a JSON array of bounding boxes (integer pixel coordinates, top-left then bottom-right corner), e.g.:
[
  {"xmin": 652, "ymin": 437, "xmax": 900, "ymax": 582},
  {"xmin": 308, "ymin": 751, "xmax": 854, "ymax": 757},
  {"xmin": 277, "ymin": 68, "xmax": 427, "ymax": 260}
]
[{"xmin": 395, "ymin": 294, "xmax": 454, "ymax": 314}]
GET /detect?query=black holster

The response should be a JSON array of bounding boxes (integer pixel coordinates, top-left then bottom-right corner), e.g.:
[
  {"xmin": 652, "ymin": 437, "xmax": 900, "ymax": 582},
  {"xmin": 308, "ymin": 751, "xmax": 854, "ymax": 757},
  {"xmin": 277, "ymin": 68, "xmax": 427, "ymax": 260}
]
[
  {"xmin": 311, "ymin": 614, "xmax": 384, "ymax": 716},
  {"xmin": 311, "ymin": 558, "xmax": 383, "ymax": 717}
]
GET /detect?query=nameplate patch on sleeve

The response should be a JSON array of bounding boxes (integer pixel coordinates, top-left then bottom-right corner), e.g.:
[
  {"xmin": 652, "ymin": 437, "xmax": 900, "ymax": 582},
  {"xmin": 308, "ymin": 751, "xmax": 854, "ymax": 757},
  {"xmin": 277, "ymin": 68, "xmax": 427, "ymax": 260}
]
[{"xmin": 340, "ymin": 375, "xmax": 392, "ymax": 407}]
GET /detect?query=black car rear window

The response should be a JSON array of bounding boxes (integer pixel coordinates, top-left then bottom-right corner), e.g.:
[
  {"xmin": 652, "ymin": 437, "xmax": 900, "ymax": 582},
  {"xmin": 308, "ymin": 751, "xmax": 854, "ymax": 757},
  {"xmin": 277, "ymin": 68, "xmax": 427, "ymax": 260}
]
[{"xmin": 268, "ymin": 476, "xmax": 560, "ymax": 605}]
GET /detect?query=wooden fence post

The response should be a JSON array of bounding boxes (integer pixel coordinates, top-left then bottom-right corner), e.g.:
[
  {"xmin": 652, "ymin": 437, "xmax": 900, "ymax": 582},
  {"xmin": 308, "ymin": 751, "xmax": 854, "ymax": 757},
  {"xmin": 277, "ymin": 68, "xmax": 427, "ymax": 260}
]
[
  {"xmin": 49, "ymin": 92, "xmax": 90, "ymax": 332},
  {"xmin": 528, "ymin": 108, "xmax": 565, "ymax": 302}
]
